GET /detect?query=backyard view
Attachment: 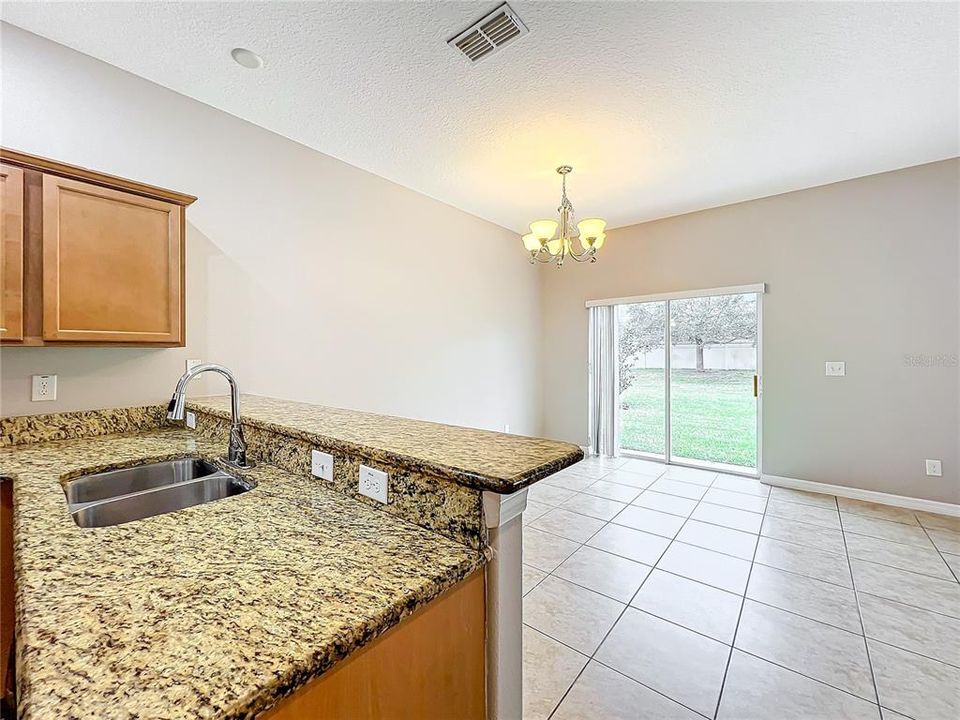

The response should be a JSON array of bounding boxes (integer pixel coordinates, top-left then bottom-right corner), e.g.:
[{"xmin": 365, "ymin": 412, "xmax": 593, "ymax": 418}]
[
  {"xmin": 617, "ymin": 294, "xmax": 758, "ymax": 468},
  {"xmin": 620, "ymin": 368, "xmax": 758, "ymax": 467}
]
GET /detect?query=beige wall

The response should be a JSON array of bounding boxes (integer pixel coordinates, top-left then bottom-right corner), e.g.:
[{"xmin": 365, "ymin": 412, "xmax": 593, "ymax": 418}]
[
  {"xmin": 0, "ymin": 26, "xmax": 541, "ymax": 435},
  {"xmin": 539, "ymin": 160, "xmax": 959, "ymax": 503}
]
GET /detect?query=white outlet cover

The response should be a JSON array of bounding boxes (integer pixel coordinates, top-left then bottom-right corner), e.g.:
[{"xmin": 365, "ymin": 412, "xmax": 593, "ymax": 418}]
[
  {"xmin": 825, "ymin": 361, "xmax": 846, "ymax": 377},
  {"xmin": 926, "ymin": 459, "xmax": 943, "ymax": 477},
  {"xmin": 359, "ymin": 464, "xmax": 388, "ymax": 504},
  {"xmin": 186, "ymin": 358, "xmax": 203, "ymax": 372},
  {"xmin": 185, "ymin": 411, "xmax": 196, "ymax": 430},
  {"xmin": 311, "ymin": 450, "xmax": 334, "ymax": 481},
  {"xmin": 31, "ymin": 374, "xmax": 57, "ymax": 401}
]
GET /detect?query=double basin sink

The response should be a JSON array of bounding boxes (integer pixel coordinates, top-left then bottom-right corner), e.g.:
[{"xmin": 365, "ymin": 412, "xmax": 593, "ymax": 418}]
[{"xmin": 64, "ymin": 458, "xmax": 255, "ymax": 528}]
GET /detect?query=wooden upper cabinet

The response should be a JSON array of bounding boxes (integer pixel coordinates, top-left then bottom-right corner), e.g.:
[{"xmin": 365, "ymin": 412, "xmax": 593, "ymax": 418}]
[
  {"xmin": 0, "ymin": 164, "xmax": 25, "ymax": 341},
  {"xmin": 0, "ymin": 148, "xmax": 195, "ymax": 346},
  {"xmin": 42, "ymin": 175, "xmax": 183, "ymax": 343}
]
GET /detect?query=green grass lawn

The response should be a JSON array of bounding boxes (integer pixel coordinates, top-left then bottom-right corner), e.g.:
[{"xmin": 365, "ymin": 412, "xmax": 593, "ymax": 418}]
[{"xmin": 620, "ymin": 368, "xmax": 757, "ymax": 468}]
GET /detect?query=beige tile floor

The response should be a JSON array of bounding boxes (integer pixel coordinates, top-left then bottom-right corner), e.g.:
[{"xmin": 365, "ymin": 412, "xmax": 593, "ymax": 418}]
[{"xmin": 522, "ymin": 456, "xmax": 960, "ymax": 720}]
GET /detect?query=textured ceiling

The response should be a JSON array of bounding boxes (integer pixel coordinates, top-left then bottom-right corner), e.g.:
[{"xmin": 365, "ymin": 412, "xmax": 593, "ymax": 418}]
[{"xmin": 2, "ymin": 1, "xmax": 957, "ymax": 231}]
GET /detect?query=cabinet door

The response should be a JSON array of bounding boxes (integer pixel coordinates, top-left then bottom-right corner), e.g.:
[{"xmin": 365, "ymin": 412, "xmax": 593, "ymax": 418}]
[
  {"xmin": 0, "ymin": 164, "xmax": 24, "ymax": 341},
  {"xmin": 42, "ymin": 174, "xmax": 183, "ymax": 344}
]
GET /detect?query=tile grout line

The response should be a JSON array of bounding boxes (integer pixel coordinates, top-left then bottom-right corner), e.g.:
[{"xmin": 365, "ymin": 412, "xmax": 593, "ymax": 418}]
[
  {"xmin": 864, "ymin": 635, "xmax": 960, "ymax": 673},
  {"xmin": 843, "ymin": 554, "xmax": 959, "ymax": 584},
  {"xmin": 915, "ymin": 520, "xmax": 960, "ymax": 584},
  {"xmin": 848, "ymin": 588, "xmax": 960, "ymax": 624},
  {"xmin": 837, "ymin": 496, "xmax": 884, "ymax": 710},
  {"xmin": 543, "ymin": 470, "xmax": 722, "ymax": 720},
  {"xmin": 521, "ymin": 565, "xmax": 549, "ymax": 599},
  {"xmin": 710, "ymin": 477, "xmax": 770, "ymax": 719}
]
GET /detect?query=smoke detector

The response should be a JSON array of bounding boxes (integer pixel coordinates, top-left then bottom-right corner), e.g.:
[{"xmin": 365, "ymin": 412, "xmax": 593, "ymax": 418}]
[{"xmin": 448, "ymin": 3, "xmax": 528, "ymax": 63}]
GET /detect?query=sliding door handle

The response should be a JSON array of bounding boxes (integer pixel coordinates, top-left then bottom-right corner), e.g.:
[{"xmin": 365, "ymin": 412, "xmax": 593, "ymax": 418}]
[{"xmin": 753, "ymin": 375, "xmax": 759, "ymax": 398}]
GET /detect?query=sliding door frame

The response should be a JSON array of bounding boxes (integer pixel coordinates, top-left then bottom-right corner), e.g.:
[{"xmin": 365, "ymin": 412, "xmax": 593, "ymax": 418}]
[
  {"xmin": 588, "ymin": 284, "xmax": 765, "ymax": 478},
  {"xmin": 664, "ymin": 299, "xmax": 673, "ymax": 464}
]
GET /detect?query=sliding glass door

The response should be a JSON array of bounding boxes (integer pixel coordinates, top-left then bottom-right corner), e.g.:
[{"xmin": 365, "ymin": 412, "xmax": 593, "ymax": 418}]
[{"xmin": 611, "ymin": 288, "xmax": 761, "ymax": 473}]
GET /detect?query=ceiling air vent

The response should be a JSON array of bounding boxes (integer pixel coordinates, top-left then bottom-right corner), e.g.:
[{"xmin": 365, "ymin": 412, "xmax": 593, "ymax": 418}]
[{"xmin": 448, "ymin": 3, "xmax": 528, "ymax": 63}]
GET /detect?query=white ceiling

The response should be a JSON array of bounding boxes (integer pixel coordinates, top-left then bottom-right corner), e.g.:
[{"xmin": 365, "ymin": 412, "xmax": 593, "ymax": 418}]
[{"xmin": 3, "ymin": 1, "xmax": 958, "ymax": 231}]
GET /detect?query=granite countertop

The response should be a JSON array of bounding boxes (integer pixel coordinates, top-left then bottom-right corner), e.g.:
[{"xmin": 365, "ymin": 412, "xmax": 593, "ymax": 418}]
[
  {"xmin": 2, "ymin": 429, "xmax": 486, "ymax": 720},
  {"xmin": 188, "ymin": 394, "xmax": 583, "ymax": 493}
]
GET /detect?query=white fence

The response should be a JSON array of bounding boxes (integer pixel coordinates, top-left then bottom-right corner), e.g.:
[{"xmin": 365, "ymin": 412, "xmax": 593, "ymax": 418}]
[{"xmin": 631, "ymin": 343, "xmax": 756, "ymax": 370}]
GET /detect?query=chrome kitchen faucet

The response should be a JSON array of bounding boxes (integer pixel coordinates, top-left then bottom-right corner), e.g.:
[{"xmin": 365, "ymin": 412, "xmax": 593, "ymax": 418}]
[{"xmin": 166, "ymin": 363, "xmax": 253, "ymax": 469}]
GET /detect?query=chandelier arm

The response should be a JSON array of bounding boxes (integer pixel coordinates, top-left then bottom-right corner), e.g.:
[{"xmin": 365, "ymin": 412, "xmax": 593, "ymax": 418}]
[
  {"xmin": 531, "ymin": 246, "xmax": 558, "ymax": 264},
  {"xmin": 566, "ymin": 242, "xmax": 596, "ymax": 260}
]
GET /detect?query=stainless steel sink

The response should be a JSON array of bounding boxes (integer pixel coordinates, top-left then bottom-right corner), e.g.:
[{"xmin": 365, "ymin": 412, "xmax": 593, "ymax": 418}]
[
  {"xmin": 63, "ymin": 457, "xmax": 254, "ymax": 528},
  {"xmin": 65, "ymin": 458, "xmax": 222, "ymax": 504}
]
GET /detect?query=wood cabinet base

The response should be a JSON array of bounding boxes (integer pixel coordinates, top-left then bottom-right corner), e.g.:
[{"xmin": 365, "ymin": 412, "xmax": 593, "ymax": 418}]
[{"xmin": 261, "ymin": 570, "xmax": 486, "ymax": 720}]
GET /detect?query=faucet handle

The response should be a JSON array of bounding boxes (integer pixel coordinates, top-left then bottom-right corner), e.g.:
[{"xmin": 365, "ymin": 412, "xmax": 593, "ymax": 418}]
[{"xmin": 225, "ymin": 424, "xmax": 254, "ymax": 469}]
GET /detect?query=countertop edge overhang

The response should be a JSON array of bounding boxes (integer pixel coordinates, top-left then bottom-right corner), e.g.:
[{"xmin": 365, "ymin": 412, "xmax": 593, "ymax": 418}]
[{"xmin": 187, "ymin": 394, "xmax": 584, "ymax": 493}]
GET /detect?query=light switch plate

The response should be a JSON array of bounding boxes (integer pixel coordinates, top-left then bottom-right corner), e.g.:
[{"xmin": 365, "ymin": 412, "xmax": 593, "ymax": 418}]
[
  {"xmin": 31, "ymin": 374, "xmax": 57, "ymax": 401},
  {"xmin": 926, "ymin": 459, "xmax": 943, "ymax": 477},
  {"xmin": 185, "ymin": 411, "xmax": 196, "ymax": 430},
  {"xmin": 186, "ymin": 359, "xmax": 202, "ymax": 372},
  {"xmin": 825, "ymin": 361, "xmax": 846, "ymax": 377},
  {"xmin": 359, "ymin": 464, "xmax": 388, "ymax": 504},
  {"xmin": 311, "ymin": 450, "xmax": 334, "ymax": 481}
]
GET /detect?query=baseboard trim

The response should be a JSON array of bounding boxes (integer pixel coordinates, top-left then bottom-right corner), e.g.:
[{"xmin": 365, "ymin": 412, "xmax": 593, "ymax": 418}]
[{"xmin": 761, "ymin": 474, "xmax": 960, "ymax": 518}]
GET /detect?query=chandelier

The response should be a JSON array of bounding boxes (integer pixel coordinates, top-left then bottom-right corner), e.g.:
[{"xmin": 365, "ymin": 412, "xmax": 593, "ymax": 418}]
[{"xmin": 522, "ymin": 165, "xmax": 606, "ymax": 267}]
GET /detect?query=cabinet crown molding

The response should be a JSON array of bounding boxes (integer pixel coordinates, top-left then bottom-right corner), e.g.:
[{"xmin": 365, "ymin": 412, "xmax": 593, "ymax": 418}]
[{"xmin": 0, "ymin": 147, "xmax": 197, "ymax": 207}]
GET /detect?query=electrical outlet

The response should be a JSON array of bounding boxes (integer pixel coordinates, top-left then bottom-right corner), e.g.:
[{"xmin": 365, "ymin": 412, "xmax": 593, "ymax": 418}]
[
  {"xmin": 31, "ymin": 374, "xmax": 57, "ymax": 401},
  {"xmin": 825, "ymin": 361, "xmax": 845, "ymax": 377},
  {"xmin": 503, "ymin": 423, "xmax": 511, "ymax": 434},
  {"xmin": 186, "ymin": 359, "xmax": 202, "ymax": 372},
  {"xmin": 311, "ymin": 450, "xmax": 334, "ymax": 482},
  {"xmin": 926, "ymin": 459, "xmax": 943, "ymax": 477},
  {"xmin": 359, "ymin": 464, "xmax": 388, "ymax": 504},
  {"xmin": 185, "ymin": 411, "xmax": 196, "ymax": 430}
]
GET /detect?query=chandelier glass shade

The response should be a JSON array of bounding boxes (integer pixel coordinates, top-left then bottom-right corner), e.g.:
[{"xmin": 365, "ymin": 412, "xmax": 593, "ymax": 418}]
[{"xmin": 523, "ymin": 166, "xmax": 606, "ymax": 267}]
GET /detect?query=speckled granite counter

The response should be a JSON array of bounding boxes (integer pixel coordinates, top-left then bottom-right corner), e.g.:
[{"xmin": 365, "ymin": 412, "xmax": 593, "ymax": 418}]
[
  {"xmin": 2, "ymin": 429, "xmax": 486, "ymax": 720},
  {"xmin": 188, "ymin": 395, "xmax": 583, "ymax": 493}
]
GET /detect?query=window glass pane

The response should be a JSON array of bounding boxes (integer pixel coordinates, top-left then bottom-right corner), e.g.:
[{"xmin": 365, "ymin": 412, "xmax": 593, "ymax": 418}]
[
  {"xmin": 617, "ymin": 301, "xmax": 666, "ymax": 457},
  {"xmin": 669, "ymin": 293, "xmax": 757, "ymax": 469}
]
